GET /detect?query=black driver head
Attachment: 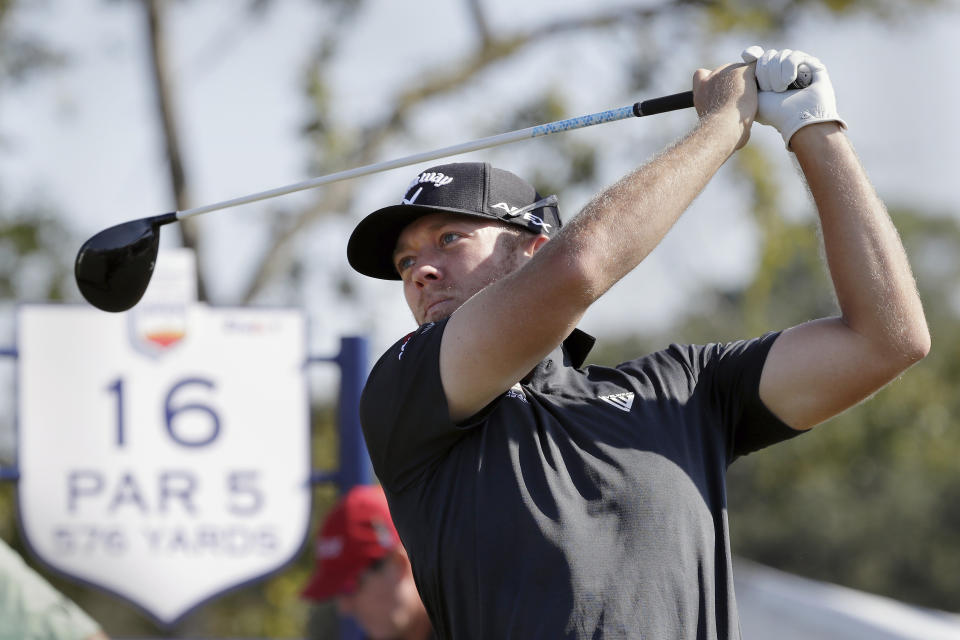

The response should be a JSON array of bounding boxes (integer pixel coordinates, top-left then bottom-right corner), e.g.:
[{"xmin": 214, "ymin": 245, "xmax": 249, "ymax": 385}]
[{"xmin": 74, "ymin": 212, "xmax": 177, "ymax": 312}]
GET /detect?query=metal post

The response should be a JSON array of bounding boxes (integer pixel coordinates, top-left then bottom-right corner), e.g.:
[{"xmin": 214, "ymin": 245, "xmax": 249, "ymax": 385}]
[
  {"xmin": 335, "ymin": 336, "xmax": 371, "ymax": 492},
  {"xmin": 334, "ymin": 336, "xmax": 370, "ymax": 640},
  {"xmin": 306, "ymin": 336, "xmax": 371, "ymax": 639}
]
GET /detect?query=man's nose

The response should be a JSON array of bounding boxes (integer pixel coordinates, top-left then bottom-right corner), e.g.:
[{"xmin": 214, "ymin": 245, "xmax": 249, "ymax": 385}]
[{"xmin": 412, "ymin": 260, "xmax": 441, "ymax": 288}]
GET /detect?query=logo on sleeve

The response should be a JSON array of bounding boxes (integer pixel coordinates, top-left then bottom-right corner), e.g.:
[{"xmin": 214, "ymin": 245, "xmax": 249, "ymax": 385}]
[
  {"xmin": 506, "ymin": 382, "xmax": 528, "ymax": 404},
  {"xmin": 398, "ymin": 323, "xmax": 436, "ymax": 360},
  {"xmin": 398, "ymin": 332, "xmax": 414, "ymax": 360},
  {"xmin": 599, "ymin": 392, "xmax": 634, "ymax": 413}
]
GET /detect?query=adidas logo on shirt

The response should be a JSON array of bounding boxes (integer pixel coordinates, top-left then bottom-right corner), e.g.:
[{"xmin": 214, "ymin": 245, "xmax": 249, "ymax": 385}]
[{"xmin": 599, "ymin": 392, "xmax": 634, "ymax": 413}]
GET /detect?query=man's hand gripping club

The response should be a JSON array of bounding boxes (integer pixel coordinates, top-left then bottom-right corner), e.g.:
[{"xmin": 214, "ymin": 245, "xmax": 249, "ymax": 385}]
[
  {"xmin": 691, "ymin": 61, "xmax": 759, "ymax": 152},
  {"xmin": 741, "ymin": 45, "xmax": 847, "ymax": 149}
]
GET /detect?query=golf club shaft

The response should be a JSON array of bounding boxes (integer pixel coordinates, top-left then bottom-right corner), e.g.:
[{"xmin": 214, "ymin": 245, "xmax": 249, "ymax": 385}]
[{"xmin": 176, "ymin": 91, "xmax": 694, "ymax": 220}]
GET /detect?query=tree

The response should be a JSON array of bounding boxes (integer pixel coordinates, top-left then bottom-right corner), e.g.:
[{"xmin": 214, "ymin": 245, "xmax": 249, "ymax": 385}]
[{"xmin": 0, "ymin": 0, "xmax": 73, "ymax": 307}]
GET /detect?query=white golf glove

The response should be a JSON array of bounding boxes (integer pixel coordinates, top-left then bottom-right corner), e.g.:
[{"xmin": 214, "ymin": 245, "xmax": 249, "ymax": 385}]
[{"xmin": 741, "ymin": 45, "xmax": 847, "ymax": 150}]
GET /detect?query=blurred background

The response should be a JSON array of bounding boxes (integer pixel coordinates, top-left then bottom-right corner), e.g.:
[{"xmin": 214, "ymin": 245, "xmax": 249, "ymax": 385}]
[{"xmin": 0, "ymin": 0, "xmax": 958, "ymax": 637}]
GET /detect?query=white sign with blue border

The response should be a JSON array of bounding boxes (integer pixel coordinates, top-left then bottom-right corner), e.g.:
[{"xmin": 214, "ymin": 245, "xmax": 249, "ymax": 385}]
[{"xmin": 16, "ymin": 303, "xmax": 310, "ymax": 625}]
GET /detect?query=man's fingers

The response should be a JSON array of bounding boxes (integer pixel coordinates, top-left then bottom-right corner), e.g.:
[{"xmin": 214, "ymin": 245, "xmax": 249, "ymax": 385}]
[
  {"xmin": 741, "ymin": 45, "xmax": 764, "ymax": 63},
  {"xmin": 772, "ymin": 49, "xmax": 796, "ymax": 92},
  {"xmin": 751, "ymin": 47, "xmax": 824, "ymax": 93},
  {"xmin": 692, "ymin": 62, "xmax": 747, "ymax": 88},
  {"xmin": 797, "ymin": 53, "xmax": 826, "ymax": 78},
  {"xmin": 758, "ymin": 48, "xmax": 797, "ymax": 92},
  {"xmin": 691, "ymin": 62, "xmax": 755, "ymax": 128},
  {"xmin": 757, "ymin": 49, "xmax": 779, "ymax": 91},
  {"xmin": 691, "ymin": 68, "xmax": 712, "ymax": 115}
]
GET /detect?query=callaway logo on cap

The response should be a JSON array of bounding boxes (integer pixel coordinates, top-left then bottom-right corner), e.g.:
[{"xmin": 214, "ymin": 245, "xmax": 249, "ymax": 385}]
[{"xmin": 346, "ymin": 162, "xmax": 562, "ymax": 280}]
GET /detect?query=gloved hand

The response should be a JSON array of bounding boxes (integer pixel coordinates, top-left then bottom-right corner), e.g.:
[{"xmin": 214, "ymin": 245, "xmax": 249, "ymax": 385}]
[{"xmin": 741, "ymin": 45, "xmax": 847, "ymax": 150}]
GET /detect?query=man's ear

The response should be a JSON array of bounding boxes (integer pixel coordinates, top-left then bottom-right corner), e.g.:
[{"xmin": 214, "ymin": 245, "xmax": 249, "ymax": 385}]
[{"xmin": 526, "ymin": 234, "xmax": 550, "ymax": 257}]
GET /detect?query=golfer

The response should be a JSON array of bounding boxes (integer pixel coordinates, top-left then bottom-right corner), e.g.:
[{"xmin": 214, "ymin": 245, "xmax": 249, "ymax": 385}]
[{"xmin": 345, "ymin": 46, "xmax": 929, "ymax": 639}]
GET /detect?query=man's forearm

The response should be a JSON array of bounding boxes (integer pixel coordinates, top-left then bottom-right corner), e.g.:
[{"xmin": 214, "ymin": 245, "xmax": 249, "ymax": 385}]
[
  {"xmin": 793, "ymin": 123, "xmax": 929, "ymax": 363},
  {"xmin": 547, "ymin": 111, "xmax": 743, "ymax": 301}
]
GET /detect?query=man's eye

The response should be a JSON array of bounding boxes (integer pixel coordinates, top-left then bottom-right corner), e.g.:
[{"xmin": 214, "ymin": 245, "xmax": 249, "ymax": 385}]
[
  {"xmin": 396, "ymin": 256, "xmax": 414, "ymax": 272},
  {"xmin": 439, "ymin": 232, "xmax": 459, "ymax": 246}
]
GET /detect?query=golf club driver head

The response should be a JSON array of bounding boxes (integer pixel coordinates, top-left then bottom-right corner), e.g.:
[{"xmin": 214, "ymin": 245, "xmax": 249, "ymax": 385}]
[{"xmin": 74, "ymin": 212, "xmax": 177, "ymax": 312}]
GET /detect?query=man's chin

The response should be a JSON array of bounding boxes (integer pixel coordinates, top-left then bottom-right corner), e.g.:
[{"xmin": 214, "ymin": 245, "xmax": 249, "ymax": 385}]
[
  {"xmin": 421, "ymin": 300, "xmax": 458, "ymax": 324},
  {"xmin": 421, "ymin": 310, "xmax": 452, "ymax": 325}
]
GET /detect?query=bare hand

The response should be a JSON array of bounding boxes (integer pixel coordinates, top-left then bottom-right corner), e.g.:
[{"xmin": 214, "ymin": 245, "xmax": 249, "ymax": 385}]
[{"xmin": 692, "ymin": 62, "xmax": 758, "ymax": 150}]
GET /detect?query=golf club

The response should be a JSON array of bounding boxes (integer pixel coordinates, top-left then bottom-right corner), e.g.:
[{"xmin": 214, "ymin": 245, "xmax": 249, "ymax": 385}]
[{"xmin": 76, "ymin": 70, "xmax": 810, "ymax": 313}]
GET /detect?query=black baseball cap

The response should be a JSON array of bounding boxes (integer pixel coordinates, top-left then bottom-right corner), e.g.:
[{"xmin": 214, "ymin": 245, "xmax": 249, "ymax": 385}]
[{"xmin": 347, "ymin": 162, "xmax": 561, "ymax": 280}]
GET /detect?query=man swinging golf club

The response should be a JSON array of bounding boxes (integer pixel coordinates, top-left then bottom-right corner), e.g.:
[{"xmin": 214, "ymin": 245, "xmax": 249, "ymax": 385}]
[{"xmin": 345, "ymin": 46, "xmax": 929, "ymax": 639}]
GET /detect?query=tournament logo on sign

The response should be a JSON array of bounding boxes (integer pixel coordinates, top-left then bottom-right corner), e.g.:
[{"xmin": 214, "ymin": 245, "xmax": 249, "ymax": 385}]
[
  {"xmin": 17, "ymin": 304, "xmax": 311, "ymax": 625},
  {"xmin": 128, "ymin": 305, "xmax": 189, "ymax": 358}
]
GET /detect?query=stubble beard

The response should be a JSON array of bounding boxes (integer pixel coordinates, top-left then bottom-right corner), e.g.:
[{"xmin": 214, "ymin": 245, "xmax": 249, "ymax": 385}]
[{"xmin": 415, "ymin": 240, "xmax": 528, "ymax": 327}]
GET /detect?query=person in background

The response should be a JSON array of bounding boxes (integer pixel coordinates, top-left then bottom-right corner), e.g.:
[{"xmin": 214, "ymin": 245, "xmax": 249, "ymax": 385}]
[
  {"xmin": 0, "ymin": 537, "xmax": 109, "ymax": 640},
  {"xmin": 302, "ymin": 485, "xmax": 433, "ymax": 640}
]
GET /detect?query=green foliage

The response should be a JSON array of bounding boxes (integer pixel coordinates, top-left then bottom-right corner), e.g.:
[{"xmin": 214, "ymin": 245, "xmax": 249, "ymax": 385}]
[
  {"xmin": 0, "ymin": 203, "xmax": 73, "ymax": 302},
  {"xmin": 0, "ymin": 0, "xmax": 65, "ymax": 87},
  {"xmin": 724, "ymin": 206, "xmax": 960, "ymax": 611},
  {"xmin": 702, "ymin": 0, "xmax": 940, "ymax": 32}
]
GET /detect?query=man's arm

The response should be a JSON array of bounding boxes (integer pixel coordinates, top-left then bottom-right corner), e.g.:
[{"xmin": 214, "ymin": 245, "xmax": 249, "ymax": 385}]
[
  {"xmin": 439, "ymin": 62, "xmax": 757, "ymax": 421},
  {"xmin": 758, "ymin": 123, "xmax": 930, "ymax": 429}
]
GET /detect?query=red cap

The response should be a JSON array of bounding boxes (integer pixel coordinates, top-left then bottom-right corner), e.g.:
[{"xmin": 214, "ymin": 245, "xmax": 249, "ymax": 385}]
[{"xmin": 301, "ymin": 485, "xmax": 400, "ymax": 600}]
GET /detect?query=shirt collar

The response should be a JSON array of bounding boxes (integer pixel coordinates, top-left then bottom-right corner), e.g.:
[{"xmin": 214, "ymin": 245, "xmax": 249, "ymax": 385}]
[{"xmin": 562, "ymin": 328, "xmax": 595, "ymax": 369}]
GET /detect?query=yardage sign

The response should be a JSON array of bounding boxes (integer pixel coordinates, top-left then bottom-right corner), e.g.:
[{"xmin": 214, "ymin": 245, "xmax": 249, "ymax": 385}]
[{"xmin": 16, "ymin": 304, "xmax": 310, "ymax": 624}]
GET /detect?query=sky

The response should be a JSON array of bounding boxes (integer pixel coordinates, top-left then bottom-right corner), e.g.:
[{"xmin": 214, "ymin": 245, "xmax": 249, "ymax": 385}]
[{"xmin": 1, "ymin": 0, "xmax": 958, "ymax": 362}]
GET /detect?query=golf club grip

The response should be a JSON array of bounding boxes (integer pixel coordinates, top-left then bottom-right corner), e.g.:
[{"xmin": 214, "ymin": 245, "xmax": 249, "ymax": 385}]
[
  {"xmin": 633, "ymin": 91, "xmax": 694, "ymax": 117},
  {"xmin": 633, "ymin": 67, "xmax": 812, "ymax": 119}
]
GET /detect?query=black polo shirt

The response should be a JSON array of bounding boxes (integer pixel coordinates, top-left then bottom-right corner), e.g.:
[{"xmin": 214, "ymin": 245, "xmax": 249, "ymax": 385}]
[{"xmin": 360, "ymin": 318, "xmax": 802, "ymax": 639}]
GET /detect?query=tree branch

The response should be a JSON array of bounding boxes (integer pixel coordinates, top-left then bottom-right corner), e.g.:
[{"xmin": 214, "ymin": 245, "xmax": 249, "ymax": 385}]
[
  {"xmin": 464, "ymin": 0, "xmax": 491, "ymax": 46},
  {"xmin": 144, "ymin": 0, "xmax": 208, "ymax": 300}
]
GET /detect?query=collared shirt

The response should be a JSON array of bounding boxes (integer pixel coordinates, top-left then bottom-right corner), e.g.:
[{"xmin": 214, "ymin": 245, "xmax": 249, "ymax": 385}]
[{"xmin": 360, "ymin": 319, "xmax": 801, "ymax": 639}]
